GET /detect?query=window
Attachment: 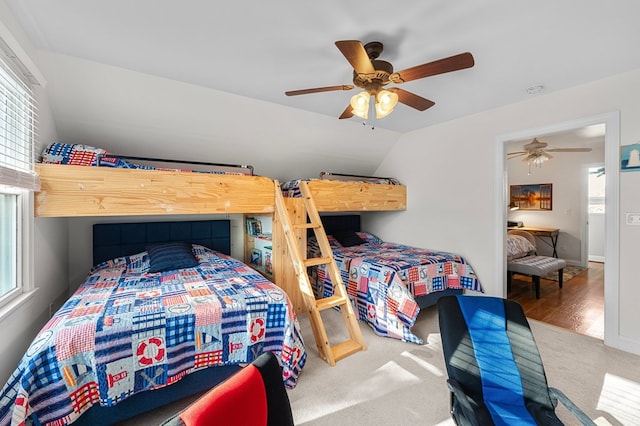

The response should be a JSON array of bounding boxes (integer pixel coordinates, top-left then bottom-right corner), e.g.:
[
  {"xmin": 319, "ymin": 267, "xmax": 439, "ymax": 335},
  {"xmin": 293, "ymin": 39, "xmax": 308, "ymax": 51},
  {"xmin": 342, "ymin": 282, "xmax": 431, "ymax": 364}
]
[
  {"xmin": 588, "ymin": 167, "xmax": 605, "ymax": 214},
  {"xmin": 0, "ymin": 35, "xmax": 38, "ymax": 309}
]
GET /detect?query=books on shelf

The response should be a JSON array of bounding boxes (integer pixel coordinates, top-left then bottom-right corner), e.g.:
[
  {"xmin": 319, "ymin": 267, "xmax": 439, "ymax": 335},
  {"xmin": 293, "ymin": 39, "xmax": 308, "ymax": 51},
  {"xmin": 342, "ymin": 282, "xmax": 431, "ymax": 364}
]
[
  {"xmin": 245, "ymin": 217, "xmax": 263, "ymax": 236},
  {"xmin": 264, "ymin": 246, "xmax": 272, "ymax": 275},
  {"xmin": 249, "ymin": 248, "xmax": 262, "ymax": 266}
]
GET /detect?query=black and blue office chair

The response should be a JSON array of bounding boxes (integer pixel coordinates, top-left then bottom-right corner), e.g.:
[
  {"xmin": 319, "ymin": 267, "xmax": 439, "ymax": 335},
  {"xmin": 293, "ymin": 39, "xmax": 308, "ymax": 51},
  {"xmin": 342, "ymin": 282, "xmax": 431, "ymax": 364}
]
[{"xmin": 437, "ymin": 295, "xmax": 595, "ymax": 425}]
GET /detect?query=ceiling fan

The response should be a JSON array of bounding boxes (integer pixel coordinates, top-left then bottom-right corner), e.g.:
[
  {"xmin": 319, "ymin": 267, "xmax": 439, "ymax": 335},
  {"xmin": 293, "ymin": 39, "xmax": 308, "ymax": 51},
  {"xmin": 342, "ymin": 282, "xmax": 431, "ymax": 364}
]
[
  {"xmin": 285, "ymin": 40, "xmax": 475, "ymax": 121},
  {"xmin": 508, "ymin": 138, "xmax": 593, "ymax": 166}
]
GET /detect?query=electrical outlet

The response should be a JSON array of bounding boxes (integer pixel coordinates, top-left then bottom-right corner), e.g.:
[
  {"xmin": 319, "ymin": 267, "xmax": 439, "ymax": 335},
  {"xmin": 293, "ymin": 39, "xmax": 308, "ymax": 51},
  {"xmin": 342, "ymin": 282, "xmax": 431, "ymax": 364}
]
[{"xmin": 626, "ymin": 213, "xmax": 640, "ymax": 225}]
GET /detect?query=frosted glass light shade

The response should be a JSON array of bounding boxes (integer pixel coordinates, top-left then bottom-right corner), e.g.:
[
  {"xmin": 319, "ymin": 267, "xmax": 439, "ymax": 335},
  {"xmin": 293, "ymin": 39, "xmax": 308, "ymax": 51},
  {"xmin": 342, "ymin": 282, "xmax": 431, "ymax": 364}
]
[
  {"xmin": 375, "ymin": 89, "xmax": 398, "ymax": 118},
  {"xmin": 350, "ymin": 92, "xmax": 370, "ymax": 119}
]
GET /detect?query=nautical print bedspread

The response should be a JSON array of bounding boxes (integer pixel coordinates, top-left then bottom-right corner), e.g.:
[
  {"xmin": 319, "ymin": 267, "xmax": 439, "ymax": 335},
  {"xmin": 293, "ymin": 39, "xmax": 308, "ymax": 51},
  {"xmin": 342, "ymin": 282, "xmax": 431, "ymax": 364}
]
[
  {"xmin": 40, "ymin": 142, "xmax": 249, "ymax": 175},
  {"xmin": 308, "ymin": 234, "xmax": 483, "ymax": 344},
  {"xmin": 0, "ymin": 245, "xmax": 306, "ymax": 426}
]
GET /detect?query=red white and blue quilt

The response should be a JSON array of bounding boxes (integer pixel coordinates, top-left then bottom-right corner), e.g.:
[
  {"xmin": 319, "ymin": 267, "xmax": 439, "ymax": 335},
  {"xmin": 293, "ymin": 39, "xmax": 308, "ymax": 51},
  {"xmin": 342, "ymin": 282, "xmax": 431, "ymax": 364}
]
[
  {"xmin": 40, "ymin": 142, "xmax": 250, "ymax": 175},
  {"xmin": 308, "ymin": 233, "xmax": 483, "ymax": 344},
  {"xmin": 0, "ymin": 245, "xmax": 306, "ymax": 426}
]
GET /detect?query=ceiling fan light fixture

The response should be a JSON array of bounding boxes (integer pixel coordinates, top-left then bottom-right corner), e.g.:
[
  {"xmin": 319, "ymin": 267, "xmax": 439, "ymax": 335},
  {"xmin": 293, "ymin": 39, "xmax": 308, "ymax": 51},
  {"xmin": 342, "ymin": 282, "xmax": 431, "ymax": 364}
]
[
  {"xmin": 375, "ymin": 89, "xmax": 398, "ymax": 118},
  {"xmin": 524, "ymin": 151, "xmax": 551, "ymax": 167},
  {"xmin": 350, "ymin": 91, "xmax": 370, "ymax": 119}
]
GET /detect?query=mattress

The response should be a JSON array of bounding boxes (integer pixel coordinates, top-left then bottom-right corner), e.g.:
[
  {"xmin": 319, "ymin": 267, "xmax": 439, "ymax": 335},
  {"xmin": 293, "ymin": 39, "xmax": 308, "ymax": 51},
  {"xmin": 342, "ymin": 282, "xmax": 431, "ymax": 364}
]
[
  {"xmin": 309, "ymin": 232, "xmax": 483, "ymax": 344},
  {"xmin": 40, "ymin": 142, "xmax": 251, "ymax": 175},
  {"xmin": 0, "ymin": 245, "xmax": 306, "ymax": 426}
]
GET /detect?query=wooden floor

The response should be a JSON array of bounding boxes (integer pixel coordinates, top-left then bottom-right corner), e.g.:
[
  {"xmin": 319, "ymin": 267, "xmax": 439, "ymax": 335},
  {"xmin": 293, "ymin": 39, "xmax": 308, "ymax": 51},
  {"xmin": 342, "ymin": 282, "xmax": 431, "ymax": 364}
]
[{"xmin": 508, "ymin": 261, "xmax": 604, "ymax": 340}]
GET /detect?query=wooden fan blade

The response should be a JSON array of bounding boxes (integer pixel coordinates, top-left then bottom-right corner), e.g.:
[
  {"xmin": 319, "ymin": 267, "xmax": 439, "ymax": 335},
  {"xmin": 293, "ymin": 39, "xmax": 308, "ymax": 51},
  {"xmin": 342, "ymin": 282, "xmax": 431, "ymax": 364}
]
[
  {"xmin": 508, "ymin": 152, "xmax": 527, "ymax": 159},
  {"xmin": 546, "ymin": 148, "xmax": 593, "ymax": 153},
  {"xmin": 285, "ymin": 85, "xmax": 354, "ymax": 96},
  {"xmin": 339, "ymin": 104, "xmax": 354, "ymax": 119},
  {"xmin": 335, "ymin": 40, "xmax": 375, "ymax": 74},
  {"xmin": 390, "ymin": 52, "xmax": 474, "ymax": 84},
  {"xmin": 389, "ymin": 88, "xmax": 435, "ymax": 111}
]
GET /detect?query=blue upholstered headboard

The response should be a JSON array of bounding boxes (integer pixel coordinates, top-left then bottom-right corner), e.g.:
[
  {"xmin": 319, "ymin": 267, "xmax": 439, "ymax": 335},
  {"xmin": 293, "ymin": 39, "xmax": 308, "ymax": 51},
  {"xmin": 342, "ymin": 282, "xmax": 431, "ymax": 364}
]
[
  {"xmin": 319, "ymin": 214, "xmax": 361, "ymax": 236},
  {"xmin": 92, "ymin": 220, "xmax": 231, "ymax": 265}
]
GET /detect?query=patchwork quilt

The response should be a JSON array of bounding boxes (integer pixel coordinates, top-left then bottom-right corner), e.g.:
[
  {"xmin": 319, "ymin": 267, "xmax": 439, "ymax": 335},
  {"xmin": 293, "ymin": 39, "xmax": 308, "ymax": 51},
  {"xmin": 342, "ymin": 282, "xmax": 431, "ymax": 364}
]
[
  {"xmin": 0, "ymin": 246, "xmax": 306, "ymax": 426},
  {"xmin": 309, "ymin": 233, "xmax": 483, "ymax": 344},
  {"xmin": 40, "ymin": 142, "xmax": 249, "ymax": 175}
]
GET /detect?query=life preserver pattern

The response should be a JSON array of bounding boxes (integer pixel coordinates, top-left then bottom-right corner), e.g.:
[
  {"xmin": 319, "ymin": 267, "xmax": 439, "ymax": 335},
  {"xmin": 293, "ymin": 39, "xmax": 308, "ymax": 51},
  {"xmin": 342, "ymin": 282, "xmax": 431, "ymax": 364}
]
[{"xmin": 0, "ymin": 244, "xmax": 307, "ymax": 426}]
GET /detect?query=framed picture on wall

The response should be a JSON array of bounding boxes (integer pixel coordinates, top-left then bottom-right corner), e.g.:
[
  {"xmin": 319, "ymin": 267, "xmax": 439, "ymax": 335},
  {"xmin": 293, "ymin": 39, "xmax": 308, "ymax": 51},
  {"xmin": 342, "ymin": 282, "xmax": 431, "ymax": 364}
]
[
  {"xmin": 510, "ymin": 183, "xmax": 553, "ymax": 210},
  {"xmin": 621, "ymin": 143, "xmax": 640, "ymax": 172}
]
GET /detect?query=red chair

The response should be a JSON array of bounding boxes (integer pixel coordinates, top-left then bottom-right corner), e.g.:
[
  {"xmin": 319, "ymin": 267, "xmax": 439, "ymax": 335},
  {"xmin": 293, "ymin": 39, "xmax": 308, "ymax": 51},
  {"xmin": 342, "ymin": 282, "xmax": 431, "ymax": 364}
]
[{"xmin": 161, "ymin": 352, "xmax": 294, "ymax": 426}]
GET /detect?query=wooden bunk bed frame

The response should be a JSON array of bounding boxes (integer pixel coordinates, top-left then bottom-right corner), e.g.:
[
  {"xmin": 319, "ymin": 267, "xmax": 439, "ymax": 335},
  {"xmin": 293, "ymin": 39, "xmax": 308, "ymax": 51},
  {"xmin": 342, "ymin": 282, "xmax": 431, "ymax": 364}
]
[
  {"xmin": 34, "ymin": 164, "xmax": 406, "ymax": 216},
  {"xmin": 34, "ymin": 164, "xmax": 407, "ymax": 367},
  {"xmin": 35, "ymin": 164, "xmax": 275, "ymax": 217},
  {"xmin": 34, "ymin": 163, "xmax": 407, "ymax": 300},
  {"xmin": 302, "ymin": 179, "xmax": 406, "ymax": 211}
]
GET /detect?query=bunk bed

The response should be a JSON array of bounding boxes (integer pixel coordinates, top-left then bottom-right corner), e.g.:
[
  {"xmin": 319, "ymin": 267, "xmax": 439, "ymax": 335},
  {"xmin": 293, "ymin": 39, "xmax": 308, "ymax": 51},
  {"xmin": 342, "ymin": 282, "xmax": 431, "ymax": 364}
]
[
  {"xmin": 35, "ymin": 143, "xmax": 275, "ymax": 217},
  {"xmin": 280, "ymin": 172, "xmax": 406, "ymax": 212},
  {"xmin": 307, "ymin": 215, "xmax": 483, "ymax": 344},
  {"xmin": 2, "ymin": 143, "xmax": 307, "ymax": 425},
  {"xmin": 0, "ymin": 219, "xmax": 306, "ymax": 426},
  {"xmin": 280, "ymin": 174, "xmax": 482, "ymax": 345},
  {"xmin": 32, "ymin": 142, "xmax": 463, "ymax": 352}
]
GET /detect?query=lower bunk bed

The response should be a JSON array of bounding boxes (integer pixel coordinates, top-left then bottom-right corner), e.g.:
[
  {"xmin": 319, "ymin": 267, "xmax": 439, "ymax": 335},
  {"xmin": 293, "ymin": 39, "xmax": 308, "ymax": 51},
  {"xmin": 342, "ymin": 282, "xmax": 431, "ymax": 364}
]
[
  {"xmin": 308, "ymin": 215, "xmax": 484, "ymax": 344},
  {"xmin": 0, "ymin": 220, "xmax": 306, "ymax": 426}
]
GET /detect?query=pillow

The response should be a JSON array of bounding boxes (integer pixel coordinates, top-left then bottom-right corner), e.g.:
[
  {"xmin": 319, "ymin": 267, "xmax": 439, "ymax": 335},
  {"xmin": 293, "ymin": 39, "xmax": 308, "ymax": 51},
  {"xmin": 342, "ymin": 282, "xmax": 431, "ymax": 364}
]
[
  {"xmin": 333, "ymin": 231, "xmax": 366, "ymax": 247},
  {"xmin": 147, "ymin": 242, "xmax": 198, "ymax": 273},
  {"xmin": 356, "ymin": 232, "xmax": 383, "ymax": 245},
  {"xmin": 308, "ymin": 236, "xmax": 342, "ymax": 250},
  {"xmin": 506, "ymin": 235, "xmax": 536, "ymax": 261}
]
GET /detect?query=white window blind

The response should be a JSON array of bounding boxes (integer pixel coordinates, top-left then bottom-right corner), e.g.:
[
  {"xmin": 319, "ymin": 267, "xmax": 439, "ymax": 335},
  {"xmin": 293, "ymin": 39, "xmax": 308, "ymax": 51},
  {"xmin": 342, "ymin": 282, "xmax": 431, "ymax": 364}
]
[{"xmin": 0, "ymin": 37, "xmax": 39, "ymax": 191}]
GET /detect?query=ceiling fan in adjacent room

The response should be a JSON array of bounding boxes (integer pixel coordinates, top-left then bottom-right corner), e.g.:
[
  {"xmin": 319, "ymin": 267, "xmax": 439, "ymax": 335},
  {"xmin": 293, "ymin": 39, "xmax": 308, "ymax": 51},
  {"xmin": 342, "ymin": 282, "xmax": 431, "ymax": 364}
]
[
  {"xmin": 508, "ymin": 138, "xmax": 593, "ymax": 173},
  {"xmin": 285, "ymin": 40, "xmax": 475, "ymax": 122}
]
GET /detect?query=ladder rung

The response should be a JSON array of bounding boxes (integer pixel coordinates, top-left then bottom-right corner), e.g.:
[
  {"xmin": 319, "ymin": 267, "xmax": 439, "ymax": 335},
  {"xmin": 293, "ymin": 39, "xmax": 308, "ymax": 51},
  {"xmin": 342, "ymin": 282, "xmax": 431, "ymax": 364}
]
[
  {"xmin": 316, "ymin": 295, "xmax": 347, "ymax": 311},
  {"xmin": 331, "ymin": 340, "xmax": 365, "ymax": 363},
  {"xmin": 304, "ymin": 257, "xmax": 332, "ymax": 267},
  {"xmin": 293, "ymin": 223, "xmax": 320, "ymax": 230}
]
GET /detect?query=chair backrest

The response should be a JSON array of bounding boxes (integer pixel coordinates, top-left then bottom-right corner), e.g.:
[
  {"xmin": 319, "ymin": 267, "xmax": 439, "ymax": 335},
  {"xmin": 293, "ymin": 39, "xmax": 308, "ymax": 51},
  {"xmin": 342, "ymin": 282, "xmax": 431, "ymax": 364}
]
[
  {"xmin": 438, "ymin": 295, "xmax": 558, "ymax": 425},
  {"xmin": 161, "ymin": 352, "xmax": 294, "ymax": 426}
]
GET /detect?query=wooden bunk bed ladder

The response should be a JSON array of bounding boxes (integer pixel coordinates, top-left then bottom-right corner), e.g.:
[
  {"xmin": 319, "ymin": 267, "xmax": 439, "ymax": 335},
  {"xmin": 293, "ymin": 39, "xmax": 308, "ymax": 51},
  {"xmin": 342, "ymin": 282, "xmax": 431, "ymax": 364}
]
[{"xmin": 274, "ymin": 180, "xmax": 366, "ymax": 366}]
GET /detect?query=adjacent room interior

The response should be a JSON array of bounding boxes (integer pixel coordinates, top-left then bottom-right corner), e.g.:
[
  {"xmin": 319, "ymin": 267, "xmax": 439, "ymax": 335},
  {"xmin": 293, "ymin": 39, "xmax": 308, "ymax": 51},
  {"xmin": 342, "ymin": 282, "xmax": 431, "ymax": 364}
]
[{"xmin": 506, "ymin": 124, "xmax": 606, "ymax": 340}]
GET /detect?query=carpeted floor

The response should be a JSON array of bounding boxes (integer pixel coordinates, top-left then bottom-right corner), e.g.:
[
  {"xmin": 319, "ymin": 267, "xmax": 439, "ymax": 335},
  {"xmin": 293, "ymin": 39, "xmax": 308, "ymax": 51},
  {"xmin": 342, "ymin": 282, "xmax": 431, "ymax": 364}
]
[
  {"xmin": 542, "ymin": 264, "xmax": 587, "ymax": 281},
  {"xmin": 121, "ymin": 304, "xmax": 640, "ymax": 426}
]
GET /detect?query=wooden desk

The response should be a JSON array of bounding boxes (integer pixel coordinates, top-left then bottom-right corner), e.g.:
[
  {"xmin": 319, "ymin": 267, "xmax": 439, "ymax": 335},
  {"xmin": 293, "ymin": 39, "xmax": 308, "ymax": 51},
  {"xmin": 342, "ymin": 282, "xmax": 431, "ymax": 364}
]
[{"xmin": 508, "ymin": 226, "xmax": 560, "ymax": 257}]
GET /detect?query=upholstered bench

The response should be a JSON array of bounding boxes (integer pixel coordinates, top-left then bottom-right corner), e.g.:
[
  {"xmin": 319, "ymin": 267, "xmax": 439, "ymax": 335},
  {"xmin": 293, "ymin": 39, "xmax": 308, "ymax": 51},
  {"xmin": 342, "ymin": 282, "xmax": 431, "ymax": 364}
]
[
  {"xmin": 506, "ymin": 229, "xmax": 567, "ymax": 299},
  {"xmin": 507, "ymin": 255, "xmax": 567, "ymax": 299}
]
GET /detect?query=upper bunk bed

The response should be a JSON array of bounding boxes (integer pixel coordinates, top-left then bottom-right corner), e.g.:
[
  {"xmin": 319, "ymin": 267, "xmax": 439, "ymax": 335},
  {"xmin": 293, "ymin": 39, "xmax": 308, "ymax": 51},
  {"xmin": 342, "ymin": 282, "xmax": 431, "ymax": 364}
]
[
  {"xmin": 34, "ymin": 142, "xmax": 275, "ymax": 217},
  {"xmin": 35, "ymin": 143, "xmax": 407, "ymax": 217},
  {"xmin": 280, "ymin": 172, "xmax": 407, "ymax": 212}
]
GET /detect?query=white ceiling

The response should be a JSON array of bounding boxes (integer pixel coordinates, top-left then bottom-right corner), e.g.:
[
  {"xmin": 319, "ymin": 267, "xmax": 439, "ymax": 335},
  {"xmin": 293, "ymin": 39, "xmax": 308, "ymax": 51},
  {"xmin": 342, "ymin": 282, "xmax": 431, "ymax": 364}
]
[{"xmin": 6, "ymin": 0, "xmax": 640, "ymax": 134}]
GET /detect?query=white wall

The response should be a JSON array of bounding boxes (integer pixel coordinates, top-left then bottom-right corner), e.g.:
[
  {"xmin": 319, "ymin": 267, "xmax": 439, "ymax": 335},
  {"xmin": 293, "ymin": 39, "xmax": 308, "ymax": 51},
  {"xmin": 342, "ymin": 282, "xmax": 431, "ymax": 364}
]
[
  {"xmin": 372, "ymin": 69, "xmax": 640, "ymax": 355},
  {"xmin": 0, "ymin": 6, "xmax": 67, "ymax": 384},
  {"xmin": 35, "ymin": 51, "xmax": 401, "ymax": 184}
]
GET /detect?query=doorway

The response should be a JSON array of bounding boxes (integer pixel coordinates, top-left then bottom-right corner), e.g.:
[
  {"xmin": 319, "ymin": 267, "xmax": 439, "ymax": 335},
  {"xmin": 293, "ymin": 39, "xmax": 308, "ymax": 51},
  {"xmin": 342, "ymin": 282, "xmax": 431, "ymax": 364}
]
[
  {"xmin": 505, "ymin": 129, "xmax": 605, "ymax": 338},
  {"xmin": 494, "ymin": 112, "xmax": 620, "ymax": 347}
]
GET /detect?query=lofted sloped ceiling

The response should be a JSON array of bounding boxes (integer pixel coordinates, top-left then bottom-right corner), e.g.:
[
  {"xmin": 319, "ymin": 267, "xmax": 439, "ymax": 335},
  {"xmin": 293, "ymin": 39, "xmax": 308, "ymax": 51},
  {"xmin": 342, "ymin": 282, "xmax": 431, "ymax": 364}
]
[{"xmin": 7, "ymin": 1, "xmax": 640, "ymax": 133}]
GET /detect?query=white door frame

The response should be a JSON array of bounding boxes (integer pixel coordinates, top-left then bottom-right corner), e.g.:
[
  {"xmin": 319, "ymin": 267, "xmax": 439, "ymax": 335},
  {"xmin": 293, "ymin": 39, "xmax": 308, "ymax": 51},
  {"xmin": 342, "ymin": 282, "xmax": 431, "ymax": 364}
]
[{"xmin": 494, "ymin": 111, "xmax": 620, "ymax": 348}]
